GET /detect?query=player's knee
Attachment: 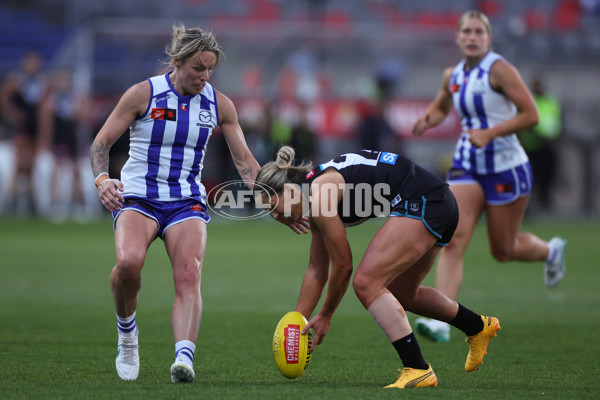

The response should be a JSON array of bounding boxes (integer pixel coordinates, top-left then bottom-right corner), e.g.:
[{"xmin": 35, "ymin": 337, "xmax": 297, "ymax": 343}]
[
  {"xmin": 174, "ymin": 259, "xmax": 201, "ymax": 289},
  {"xmin": 490, "ymin": 247, "xmax": 512, "ymax": 262},
  {"xmin": 114, "ymin": 251, "xmax": 145, "ymax": 280},
  {"xmin": 352, "ymin": 272, "xmax": 373, "ymax": 304}
]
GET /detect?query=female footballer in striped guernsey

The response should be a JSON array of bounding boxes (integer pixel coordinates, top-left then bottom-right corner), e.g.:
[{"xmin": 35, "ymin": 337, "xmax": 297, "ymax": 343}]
[
  {"xmin": 90, "ymin": 24, "xmax": 264, "ymax": 382},
  {"xmin": 412, "ymin": 10, "xmax": 566, "ymax": 343},
  {"xmin": 255, "ymin": 146, "xmax": 501, "ymax": 388}
]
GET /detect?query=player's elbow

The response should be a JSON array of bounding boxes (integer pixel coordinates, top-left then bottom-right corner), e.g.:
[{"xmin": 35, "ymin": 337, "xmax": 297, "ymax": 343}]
[{"xmin": 524, "ymin": 109, "xmax": 540, "ymax": 129}]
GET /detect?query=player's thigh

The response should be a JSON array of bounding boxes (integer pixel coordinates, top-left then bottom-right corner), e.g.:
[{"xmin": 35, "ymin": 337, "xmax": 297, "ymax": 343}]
[
  {"xmin": 448, "ymin": 183, "xmax": 485, "ymax": 249},
  {"xmin": 485, "ymin": 196, "xmax": 529, "ymax": 254},
  {"xmin": 164, "ymin": 218, "xmax": 208, "ymax": 268},
  {"xmin": 357, "ymin": 217, "xmax": 437, "ymax": 290},
  {"xmin": 114, "ymin": 209, "xmax": 158, "ymax": 267},
  {"xmin": 386, "ymin": 246, "xmax": 441, "ymax": 301}
]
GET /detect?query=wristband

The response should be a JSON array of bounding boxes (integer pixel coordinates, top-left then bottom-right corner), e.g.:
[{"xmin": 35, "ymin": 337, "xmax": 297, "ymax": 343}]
[
  {"xmin": 95, "ymin": 173, "xmax": 110, "ymax": 188},
  {"xmin": 94, "ymin": 172, "xmax": 108, "ymax": 181},
  {"xmin": 97, "ymin": 179, "xmax": 115, "ymax": 189}
]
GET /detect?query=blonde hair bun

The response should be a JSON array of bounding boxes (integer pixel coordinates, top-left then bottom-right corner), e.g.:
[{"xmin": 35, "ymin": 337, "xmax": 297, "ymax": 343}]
[{"xmin": 276, "ymin": 146, "xmax": 295, "ymax": 169}]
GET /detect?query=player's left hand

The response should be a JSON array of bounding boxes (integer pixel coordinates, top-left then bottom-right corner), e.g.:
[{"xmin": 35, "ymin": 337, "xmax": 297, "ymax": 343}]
[
  {"xmin": 467, "ymin": 128, "xmax": 493, "ymax": 148},
  {"xmin": 286, "ymin": 217, "xmax": 310, "ymax": 234},
  {"xmin": 302, "ymin": 312, "xmax": 331, "ymax": 353}
]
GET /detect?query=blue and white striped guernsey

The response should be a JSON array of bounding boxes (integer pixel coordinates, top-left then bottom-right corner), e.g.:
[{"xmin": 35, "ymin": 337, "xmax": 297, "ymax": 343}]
[
  {"xmin": 449, "ymin": 51, "xmax": 528, "ymax": 174},
  {"xmin": 120, "ymin": 73, "xmax": 218, "ymax": 202}
]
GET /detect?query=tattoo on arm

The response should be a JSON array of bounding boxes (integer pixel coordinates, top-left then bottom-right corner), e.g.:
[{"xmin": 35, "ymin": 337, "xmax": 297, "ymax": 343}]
[
  {"xmin": 90, "ymin": 140, "xmax": 111, "ymax": 176},
  {"xmin": 240, "ymin": 167, "xmax": 253, "ymax": 179}
]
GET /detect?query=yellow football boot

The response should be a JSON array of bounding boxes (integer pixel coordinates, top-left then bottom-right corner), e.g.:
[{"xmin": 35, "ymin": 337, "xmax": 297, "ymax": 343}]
[
  {"xmin": 384, "ymin": 364, "xmax": 438, "ymax": 389},
  {"xmin": 465, "ymin": 316, "xmax": 501, "ymax": 372}
]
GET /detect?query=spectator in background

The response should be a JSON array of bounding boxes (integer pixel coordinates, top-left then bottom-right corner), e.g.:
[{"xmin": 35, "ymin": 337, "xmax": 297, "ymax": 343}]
[
  {"xmin": 357, "ymin": 59, "xmax": 403, "ymax": 155},
  {"xmin": 411, "ymin": 11, "xmax": 566, "ymax": 343},
  {"xmin": 37, "ymin": 68, "xmax": 90, "ymax": 221},
  {"xmin": 357, "ymin": 97, "xmax": 397, "ymax": 153},
  {"xmin": 0, "ymin": 51, "xmax": 47, "ymax": 215},
  {"xmin": 520, "ymin": 76, "xmax": 562, "ymax": 211},
  {"xmin": 266, "ymin": 98, "xmax": 293, "ymax": 148},
  {"xmin": 290, "ymin": 101, "xmax": 317, "ymax": 162},
  {"xmin": 0, "ymin": 86, "xmax": 15, "ymax": 214}
]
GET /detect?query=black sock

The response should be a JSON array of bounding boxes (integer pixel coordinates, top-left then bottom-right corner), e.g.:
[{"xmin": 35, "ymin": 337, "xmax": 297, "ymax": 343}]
[
  {"xmin": 391, "ymin": 333, "xmax": 429, "ymax": 370},
  {"xmin": 449, "ymin": 303, "xmax": 484, "ymax": 336}
]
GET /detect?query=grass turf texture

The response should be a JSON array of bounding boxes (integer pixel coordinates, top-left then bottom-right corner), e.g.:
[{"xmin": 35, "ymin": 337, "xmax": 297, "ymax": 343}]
[{"xmin": 0, "ymin": 216, "xmax": 599, "ymax": 399}]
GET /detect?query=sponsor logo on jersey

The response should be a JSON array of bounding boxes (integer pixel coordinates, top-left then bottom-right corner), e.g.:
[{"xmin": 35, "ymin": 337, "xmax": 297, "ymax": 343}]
[
  {"xmin": 154, "ymin": 94, "xmax": 170, "ymax": 103},
  {"xmin": 180, "ymin": 103, "xmax": 187, "ymax": 111},
  {"xmin": 151, "ymin": 108, "xmax": 176, "ymax": 121},
  {"xmin": 450, "ymin": 83, "xmax": 460, "ymax": 93},
  {"xmin": 196, "ymin": 109, "xmax": 215, "ymax": 128},
  {"xmin": 391, "ymin": 194, "xmax": 402, "ymax": 207},
  {"xmin": 199, "ymin": 110, "xmax": 212, "ymax": 122},
  {"xmin": 305, "ymin": 170, "xmax": 315, "ymax": 179},
  {"xmin": 379, "ymin": 152, "xmax": 398, "ymax": 165}
]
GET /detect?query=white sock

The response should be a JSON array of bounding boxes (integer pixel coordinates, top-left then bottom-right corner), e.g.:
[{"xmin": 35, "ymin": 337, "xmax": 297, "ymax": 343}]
[
  {"xmin": 175, "ymin": 340, "xmax": 195, "ymax": 366},
  {"xmin": 116, "ymin": 311, "xmax": 137, "ymax": 338}
]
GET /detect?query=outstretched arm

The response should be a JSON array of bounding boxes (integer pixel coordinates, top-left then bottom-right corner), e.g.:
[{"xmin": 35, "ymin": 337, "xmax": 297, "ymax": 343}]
[
  {"xmin": 217, "ymin": 91, "xmax": 260, "ymax": 190},
  {"xmin": 300, "ymin": 172, "xmax": 353, "ymax": 352}
]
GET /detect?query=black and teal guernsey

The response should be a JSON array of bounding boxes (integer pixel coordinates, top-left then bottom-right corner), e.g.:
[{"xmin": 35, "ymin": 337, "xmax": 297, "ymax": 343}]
[{"xmin": 303, "ymin": 150, "xmax": 457, "ymax": 244}]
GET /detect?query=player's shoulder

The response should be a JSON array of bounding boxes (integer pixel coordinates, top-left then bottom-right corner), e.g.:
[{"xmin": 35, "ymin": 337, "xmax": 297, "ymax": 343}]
[
  {"xmin": 117, "ymin": 80, "xmax": 151, "ymax": 114},
  {"xmin": 214, "ymin": 88, "xmax": 237, "ymax": 122},
  {"xmin": 125, "ymin": 79, "xmax": 151, "ymax": 98}
]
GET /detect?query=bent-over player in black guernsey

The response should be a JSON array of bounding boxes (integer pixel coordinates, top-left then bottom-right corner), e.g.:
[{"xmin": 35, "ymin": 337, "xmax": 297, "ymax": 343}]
[{"xmin": 254, "ymin": 146, "xmax": 501, "ymax": 389}]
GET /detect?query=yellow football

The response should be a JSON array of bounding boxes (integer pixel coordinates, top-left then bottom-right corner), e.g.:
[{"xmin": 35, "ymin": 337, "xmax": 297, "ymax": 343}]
[{"xmin": 272, "ymin": 311, "xmax": 313, "ymax": 379}]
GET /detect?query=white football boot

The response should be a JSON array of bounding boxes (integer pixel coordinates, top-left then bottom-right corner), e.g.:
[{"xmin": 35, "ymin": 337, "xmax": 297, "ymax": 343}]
[
  {"xmin": 170, "ymin": 357, "xmax": 195, "ymax": 383},
  {"xmin": 544, "ymin": 237, "xmax": 567, "ymax": 288},
  {"xmin": 414, "ymin": 318, "xmax": 450, "ymax": 343},
  {"xmin": 115, "ymin": 329, "xmax": 139, "ymax": 380}
]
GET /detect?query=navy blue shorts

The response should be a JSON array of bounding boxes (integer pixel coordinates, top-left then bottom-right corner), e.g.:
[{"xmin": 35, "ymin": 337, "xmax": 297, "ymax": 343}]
[
  {"xmin": 389, "ymin": 185, "xmax": 459, "ymax": 246},
  {"xmin": 112, "ymin": 197, "xmax": 211, "ymax": 240},
  {"xmin": 446, "ymin": 162, "xmax": 533, "ymax": 206}
]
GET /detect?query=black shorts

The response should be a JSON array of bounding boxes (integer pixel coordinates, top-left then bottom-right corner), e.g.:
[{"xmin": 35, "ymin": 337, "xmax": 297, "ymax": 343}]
[{"xmin": 389, "ymin": 185, "xmax": 458, "ymax": 246}]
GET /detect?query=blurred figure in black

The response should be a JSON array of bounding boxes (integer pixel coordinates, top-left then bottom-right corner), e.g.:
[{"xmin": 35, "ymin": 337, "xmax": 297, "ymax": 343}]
[
  {"xmin": 520, "ymin": 76, "xmax": 562, "ymax": 211},
  {"xmin": 290, "ymin": 101, "xmax": 317, "ymax": 162},
  {"xmin": 38, "ymin": 68, "xmax": 90, "ymax": 220},
  {"xmin": 357, "ymin": 60, "xmax": 402, "ymax": 155},
  {"xmin": 0, "ymin": 51, "xmax": 47, "ymax": 215}
]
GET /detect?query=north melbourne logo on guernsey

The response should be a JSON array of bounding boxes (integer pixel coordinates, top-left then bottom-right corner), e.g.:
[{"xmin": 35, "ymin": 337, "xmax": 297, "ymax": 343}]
[{"xmin": 284, "ymin": 325, "xmax": 300, "ymax": 364}]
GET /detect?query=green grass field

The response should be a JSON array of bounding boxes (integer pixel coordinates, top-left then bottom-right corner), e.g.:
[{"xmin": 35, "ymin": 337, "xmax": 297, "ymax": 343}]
[{"xmin": 1, "ymin": 216, "xmax": 599, "ymax": 399}]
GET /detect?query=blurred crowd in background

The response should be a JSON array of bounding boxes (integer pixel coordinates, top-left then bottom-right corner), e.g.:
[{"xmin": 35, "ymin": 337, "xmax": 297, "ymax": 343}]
[{"xmin": 0, "ymin": 0, "xmax": 599, "ymax": 222}]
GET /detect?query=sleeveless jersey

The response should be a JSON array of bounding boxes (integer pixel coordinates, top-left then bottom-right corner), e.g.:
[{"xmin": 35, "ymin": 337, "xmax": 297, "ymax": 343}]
[
  {"xmin": 120, "ymin": 73, "xmax": 219, "ymax": 202},
  {"xmin": 303, "ymin": 150, "xmax": 447, "ymax": 226},
  {"xmin": 449, "ymin": 51, "xmax": 528, "ymax": 174}
]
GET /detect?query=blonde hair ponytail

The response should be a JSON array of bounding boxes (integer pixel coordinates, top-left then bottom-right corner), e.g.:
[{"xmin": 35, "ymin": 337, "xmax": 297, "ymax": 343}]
[{"xmin": 254, "ymin": 146, "xmax": 313, "ymax": 197}]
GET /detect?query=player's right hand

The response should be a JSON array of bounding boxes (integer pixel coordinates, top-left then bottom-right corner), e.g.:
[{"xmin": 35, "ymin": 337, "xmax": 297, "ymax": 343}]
[{"xmin": 97, "ymin": 178, "xmax": 124, "ymax": 211}]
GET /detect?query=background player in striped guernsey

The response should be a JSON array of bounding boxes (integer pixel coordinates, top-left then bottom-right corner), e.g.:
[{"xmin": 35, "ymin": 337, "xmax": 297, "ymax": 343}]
[
  {"xmin": 254, "ymin": 146, "xmax": 501, "ymax": 389},
  {"xmin": 90, "ymin": 24, "xmax": 283, "ymax": 383},
  {"xmin": 411, "ymin": 10, "xmax": 566, "ymax": 343}
]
